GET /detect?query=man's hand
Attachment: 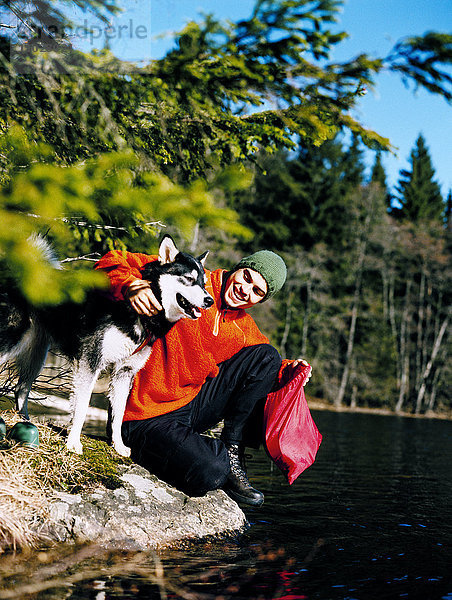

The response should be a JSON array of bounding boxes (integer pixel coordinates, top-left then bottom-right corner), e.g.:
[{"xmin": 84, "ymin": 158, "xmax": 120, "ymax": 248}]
[
  {"xmin": 290, "ymin": 358, "xmax": 312, "ymax": 386},
  {"xmin": 125, "ymin": 279, "xmax": 162, "ymax": 316}
]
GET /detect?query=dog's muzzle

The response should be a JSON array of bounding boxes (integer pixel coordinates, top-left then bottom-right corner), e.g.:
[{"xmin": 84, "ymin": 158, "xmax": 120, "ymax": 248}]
[{"xmin": 176, "ymin": 293, "xmax": 213, "ymax": 319}]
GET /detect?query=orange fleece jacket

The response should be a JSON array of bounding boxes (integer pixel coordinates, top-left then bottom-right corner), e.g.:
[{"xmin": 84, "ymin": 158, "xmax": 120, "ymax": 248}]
[{"xmin": 95, "ymin": 250, "xmax": 290, "ymax": 421}]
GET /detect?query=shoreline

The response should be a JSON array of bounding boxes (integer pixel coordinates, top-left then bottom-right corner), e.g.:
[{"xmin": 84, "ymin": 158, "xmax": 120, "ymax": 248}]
[
  {"xmin": 307, "ymin": 397, "xmax": 452, "ymax": 421},
  {"xmin": 3, "ymin": 391, "xmax": 449, "ymax": 424},
  {"xmin": 1, "ymin": 394, "xmax": 450, "ymax": 554},
  {"xmin": 0, "ymin": 412, "xmax": 246, "ymax": 554}
]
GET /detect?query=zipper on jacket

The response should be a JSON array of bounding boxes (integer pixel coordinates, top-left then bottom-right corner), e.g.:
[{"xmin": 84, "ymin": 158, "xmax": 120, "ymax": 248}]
[
  {"xmin": 213, "ymin": 309, "xmax": 222, "ymax": 337},
  {"xmin": 213, "ymin": 304, "xmax": 228, "ymax": 337},
  {"xmin": 212, "ymin": 306, "xmax": 247, "ymax": 344}
]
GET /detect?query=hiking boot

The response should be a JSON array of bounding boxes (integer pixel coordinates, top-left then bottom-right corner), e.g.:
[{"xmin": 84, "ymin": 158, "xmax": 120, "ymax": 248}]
[{"xmin": 223, "ymin": 443, "xmax": 264, "ymax": 507}]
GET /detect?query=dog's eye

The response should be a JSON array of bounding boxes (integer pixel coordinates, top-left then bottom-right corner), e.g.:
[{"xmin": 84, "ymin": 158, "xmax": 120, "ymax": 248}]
[{"xmin": 185, "ymin": 269, "xmax": 200, "ymax": 284}]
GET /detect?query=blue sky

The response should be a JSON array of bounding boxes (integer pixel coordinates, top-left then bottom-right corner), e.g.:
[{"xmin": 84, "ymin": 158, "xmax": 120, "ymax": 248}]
[{"xmin": 73, "ymin": 0, "xmax": 451, "ymax": 197}]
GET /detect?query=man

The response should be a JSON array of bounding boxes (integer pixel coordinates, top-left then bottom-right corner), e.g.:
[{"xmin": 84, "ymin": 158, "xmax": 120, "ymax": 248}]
[{"xmin": 96, "ymin": 247, "xmax": 310, "ymax": 506}]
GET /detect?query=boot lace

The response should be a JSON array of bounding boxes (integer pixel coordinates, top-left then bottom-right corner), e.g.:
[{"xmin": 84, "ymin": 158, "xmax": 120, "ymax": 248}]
[{"xmin": 227, "ymin": 444, "xmax": 250, "ymax": 485}]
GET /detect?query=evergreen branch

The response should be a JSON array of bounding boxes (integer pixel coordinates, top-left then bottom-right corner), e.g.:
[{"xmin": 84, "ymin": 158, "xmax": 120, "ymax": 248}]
[{"xmin": 385, "ymin": 32, "xmax": 452, "ymax": 102}]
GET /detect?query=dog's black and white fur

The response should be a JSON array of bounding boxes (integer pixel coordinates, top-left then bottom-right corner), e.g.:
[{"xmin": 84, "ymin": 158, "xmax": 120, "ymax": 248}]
[{"xmin": 0, "ymin": 235, "xmax": 213, "ymax": 456}]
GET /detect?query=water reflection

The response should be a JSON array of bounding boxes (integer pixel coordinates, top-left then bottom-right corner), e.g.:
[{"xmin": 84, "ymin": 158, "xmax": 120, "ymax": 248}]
[
  {"xmin": 1, "ymin": 411, "xmax": 451, "ymax": 600},
  {"xmin": 244, "ymin": 411, "xmax": 452, "ymax": 600}
]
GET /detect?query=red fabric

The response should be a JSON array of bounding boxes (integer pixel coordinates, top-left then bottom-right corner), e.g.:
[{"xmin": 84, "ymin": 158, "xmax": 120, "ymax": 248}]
[
  {"xmin": 264, "ymin": 363, "xmax": 322, "ymax": 484},
  {"xmin": 95, "ymin": 250, "xmax": 290, "ymax": 421},
  {"xmin": 94, "ymin": 250, "xmax": 155, "ymax": 300}
]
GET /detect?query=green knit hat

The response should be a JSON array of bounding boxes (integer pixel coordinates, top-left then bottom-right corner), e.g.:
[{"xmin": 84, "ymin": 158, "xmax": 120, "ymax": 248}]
[{"xmin": 234, "ymin": 250, "xmax": 287, "ymax": 300}]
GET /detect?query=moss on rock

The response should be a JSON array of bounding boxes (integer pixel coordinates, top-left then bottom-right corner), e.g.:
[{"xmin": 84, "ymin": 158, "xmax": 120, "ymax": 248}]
[
  {"xmin": 0, "ymin": 410, "xmax": 130, "ymax": 552},
  {"xmin": 79, "ymin": 435, "xmax": 131, "ymax": 490}
]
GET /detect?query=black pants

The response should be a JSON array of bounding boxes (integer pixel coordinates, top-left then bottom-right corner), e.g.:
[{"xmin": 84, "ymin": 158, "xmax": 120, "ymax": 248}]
[{"xmin": 122, "ymin": 344, "xmax": 281, "ymax": 496}]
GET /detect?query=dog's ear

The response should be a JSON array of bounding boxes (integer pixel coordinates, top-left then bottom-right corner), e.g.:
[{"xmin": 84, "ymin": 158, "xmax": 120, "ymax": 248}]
[
  {"xmin": 158, "ymin": 235, "xmax": 179, "ymax": 264},
  {"xmin": 197, "ymin": 251, "xmax": 209, "ymax": 267}
]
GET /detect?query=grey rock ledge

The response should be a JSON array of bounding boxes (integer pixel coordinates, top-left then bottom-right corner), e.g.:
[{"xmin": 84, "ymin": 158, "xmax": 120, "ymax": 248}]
[{"xmin": 43, "ymin": 464, "xmax": 247, "ymax": 550}]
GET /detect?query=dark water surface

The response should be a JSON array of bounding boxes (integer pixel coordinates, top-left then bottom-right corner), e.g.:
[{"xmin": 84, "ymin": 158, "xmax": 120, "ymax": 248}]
[
  {"xmin": 6, "ymin": 411, "xmax": 452, "ymax": 600},
  {"xmin": 242, "ymin": 411, "xmax": 452, "ymax": 600}
]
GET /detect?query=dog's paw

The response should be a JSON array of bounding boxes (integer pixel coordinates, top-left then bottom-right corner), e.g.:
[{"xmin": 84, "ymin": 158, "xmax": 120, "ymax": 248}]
[
  {"xmin": 66, "ymin": 438, "xmax": 83, "ymax": 455},
  {"xmin": 113, "ymin": 441, "xmax": 131, "ymax": 458}
]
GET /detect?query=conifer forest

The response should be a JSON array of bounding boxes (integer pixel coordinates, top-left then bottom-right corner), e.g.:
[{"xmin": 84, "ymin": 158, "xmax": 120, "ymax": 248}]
[{"xmin": 0, "ymin": 0, "xmax": 450, "ymax": 415}]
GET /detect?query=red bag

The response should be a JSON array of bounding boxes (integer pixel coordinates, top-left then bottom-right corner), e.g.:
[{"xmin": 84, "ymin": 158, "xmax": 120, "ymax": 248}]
[{"xmin": 264, "ymin": 363, "xmax": 322, "ymax": 485}]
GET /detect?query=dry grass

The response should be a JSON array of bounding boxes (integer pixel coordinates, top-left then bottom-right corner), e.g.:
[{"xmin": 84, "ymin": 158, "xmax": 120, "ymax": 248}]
[
  {"xmin": 0, "ymin": 410, "xmax": 129, "ymax": 554},
  {"xmin": 0, "ymin": 452, "xmax": 47, "ymax": 552}
]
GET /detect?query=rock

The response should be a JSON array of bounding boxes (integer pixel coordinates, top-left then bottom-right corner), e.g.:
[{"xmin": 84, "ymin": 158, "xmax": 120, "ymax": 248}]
[{"xmin": 44, "ymin": 465, "xmax": 247, "ymax": 550}]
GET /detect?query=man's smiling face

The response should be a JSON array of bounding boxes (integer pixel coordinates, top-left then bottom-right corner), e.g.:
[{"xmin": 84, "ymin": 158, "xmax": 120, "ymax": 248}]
[{"xmin": 223, "ymin": 268, "xmax": 268, "ymax": 309}]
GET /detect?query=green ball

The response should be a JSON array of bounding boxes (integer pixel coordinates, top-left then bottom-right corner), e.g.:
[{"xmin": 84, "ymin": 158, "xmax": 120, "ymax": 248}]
[{"xmin": 9, "ymin": 421, "xmax": 40, "ymax": 449}]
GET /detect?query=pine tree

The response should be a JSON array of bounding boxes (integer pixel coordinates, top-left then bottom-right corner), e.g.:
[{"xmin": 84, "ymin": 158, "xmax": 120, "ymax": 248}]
[
  {"xmin": 231, "ymin": 152, "xmax": 296, "ymax": 252},
  {"xmin": 342, "ymin": 134, "xmax": 365, "ymax": 188},
  {"xmin": 371, "ymin": 151, "xmax": 391, "ymax": 208},
  {"xmin": 295, "ymin": 138, "xmax": 356, "ymax": 250},
  {"xmin": 371, "ymin": 152, "xmax": 387, "ymax": 188},
  {"xmin": 396, "ymin": 134, "xmax": 444, "ymax": 223},
  {"xmin": 446, "ymin": 191, "xmax": 452, "ymax": 232},
  {"xmin": 232, "ymin": 136, "xmax": 366, "ymax": 253}
]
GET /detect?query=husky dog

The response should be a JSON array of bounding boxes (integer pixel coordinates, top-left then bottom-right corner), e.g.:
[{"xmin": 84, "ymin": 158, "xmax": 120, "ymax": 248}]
[{"xmin": 0, "ymin": 235, "xmax": 213, "ymax": 456}]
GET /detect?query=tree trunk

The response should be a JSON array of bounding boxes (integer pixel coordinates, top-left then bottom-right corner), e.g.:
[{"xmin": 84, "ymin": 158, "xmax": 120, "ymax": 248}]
[
  {"xmin": 415, "ymin": 312, "xmax": 449, "ymax": 413},
  {"xmin": 397, "ymin": 353, "xmax": 410, "ymax": 413},
  {"xmin": 336, "ymin": 241, "xmax": 366, "ymax": 408},
  {"xmin": 335, "ymin": 191, "xmax": 379, "ymax": 409},
  {"xmin": 382, "ymin": 269, "xmax": 389, "ymax": 322},
  {"xmin": 423, "ymin": 279, "xmax": 433, "ymax": 381},
  {"xmin": 336, "ymin": 282, "xmax": 361, "ymax": 407},
  {"xmin": 350, "ymin": 384, "xmax": 358, "ymax": 408},
  {"xmin": 427, "ymin": 367, "xmax": 440, "ymax": 412},
  {"xmin": 350, "ymin": 356, "xmax": 358, "ymax": 408},
  {"xmin": 388, "ymin": 271, "xmax": 401, "ymax": 389},
  {"xmin": 415, "ymin": 269, "xmax": 425, "ymax": 390},
  {"xmin": 301, "ymin": 281, "xmax": 311, "ymax": 358},
  {"xmin": 279, "ymin": 291, "xmax": 294, "ymax": 360},
  {"xmin": 395, "ymin": 280, "xmax": 412, "ymax": 413}
]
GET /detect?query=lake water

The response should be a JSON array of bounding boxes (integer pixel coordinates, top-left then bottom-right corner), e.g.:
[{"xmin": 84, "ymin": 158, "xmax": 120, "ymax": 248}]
[{"xmin": 5, "ymin": 411, "xmax": 452, "ymax": 600}]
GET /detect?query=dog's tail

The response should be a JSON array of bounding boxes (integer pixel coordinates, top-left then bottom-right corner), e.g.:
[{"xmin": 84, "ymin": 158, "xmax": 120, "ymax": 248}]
[{"xmin": 28, "ymin": 233, "xmax": 62, "ymax": 270}]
